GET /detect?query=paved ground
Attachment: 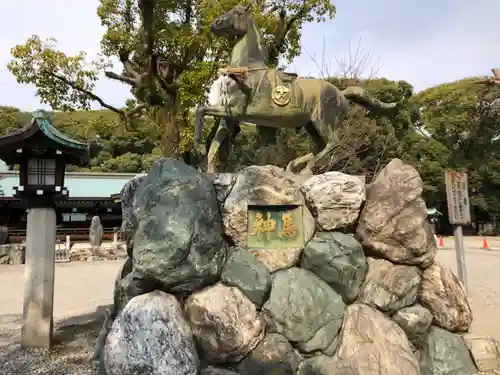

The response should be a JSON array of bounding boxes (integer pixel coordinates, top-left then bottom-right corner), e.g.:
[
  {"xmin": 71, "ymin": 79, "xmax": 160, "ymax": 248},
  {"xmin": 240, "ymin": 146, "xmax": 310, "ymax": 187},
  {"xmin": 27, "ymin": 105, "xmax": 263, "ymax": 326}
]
[
  {"xmin": 0, "ymin": 244, "xmax": 499, "ymax": 373},
  {"xmin": 0, "ymin": 261, "xmax": 118, "ymax": 321},
  {"xmin": 435, "ymin": 247, "xmax": 500, "ymax": 341}
]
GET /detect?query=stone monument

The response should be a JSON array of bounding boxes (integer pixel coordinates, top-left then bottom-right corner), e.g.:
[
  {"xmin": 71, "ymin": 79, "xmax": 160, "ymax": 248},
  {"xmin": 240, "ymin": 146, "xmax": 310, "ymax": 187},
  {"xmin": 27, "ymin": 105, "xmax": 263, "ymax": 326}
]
[
  {"xmin": 93, "ymin": 157, "xmax": 500, "ymax": 375},
  {"xmin": 89, "ymin": 215, "xmax": 104, "ymax": 250}
]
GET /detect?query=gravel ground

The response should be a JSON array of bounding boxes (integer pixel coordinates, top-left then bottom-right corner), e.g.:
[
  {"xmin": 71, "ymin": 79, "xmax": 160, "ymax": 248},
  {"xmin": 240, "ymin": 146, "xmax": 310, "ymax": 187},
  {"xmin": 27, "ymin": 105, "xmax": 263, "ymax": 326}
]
[
  {"xmin": 0, "ymin": 261, "xmax": 119, "ymax": 375},
  {"xmin": 0, "ymin": 246, "xmax": 499, "ymax": 374}
]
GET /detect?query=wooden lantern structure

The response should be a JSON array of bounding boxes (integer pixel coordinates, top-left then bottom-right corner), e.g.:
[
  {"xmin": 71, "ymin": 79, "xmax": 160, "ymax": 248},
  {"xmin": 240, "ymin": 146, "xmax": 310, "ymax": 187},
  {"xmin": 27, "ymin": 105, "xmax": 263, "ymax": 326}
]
[
  {"xmin": 0, "ymin": 110, "xmax": 89, "ymax": 205},
  {"xmin": 0, "ymin": 110, "xmax": 89, "ymax": 350}
]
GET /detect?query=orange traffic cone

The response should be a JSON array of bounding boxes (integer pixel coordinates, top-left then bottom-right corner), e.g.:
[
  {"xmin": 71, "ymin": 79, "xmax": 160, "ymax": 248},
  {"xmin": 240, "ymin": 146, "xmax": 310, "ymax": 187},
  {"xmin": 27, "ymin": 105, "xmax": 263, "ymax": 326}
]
[
  {"xmin": 482, "ymin": 237, "xmax": 489, "ymax": 250},
  {"xmin": 439, "ymin": 236, "xmax": 444, "ymax": 247}
]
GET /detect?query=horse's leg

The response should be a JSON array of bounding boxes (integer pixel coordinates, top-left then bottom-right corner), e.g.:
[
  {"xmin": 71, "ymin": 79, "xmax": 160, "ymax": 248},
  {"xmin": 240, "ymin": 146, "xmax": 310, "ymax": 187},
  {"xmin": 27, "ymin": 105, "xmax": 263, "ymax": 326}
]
[
  {"xmin": 286, "ymin": 122, "xmax": 327, "ymax": 174},
  {"xmin": 207, "ymin": 120, "xmax": 230, "ymax": 173},
  {"xmin": 205, "ymin": 118, "xmax": 220, "ymax": 154},
  {"xmin": 217, "ymin": 119, "xmax": 240, "ymax": 171},
  {"xmin": 194, "ymin": 105, "xmax": 231, "ymax": 157}
]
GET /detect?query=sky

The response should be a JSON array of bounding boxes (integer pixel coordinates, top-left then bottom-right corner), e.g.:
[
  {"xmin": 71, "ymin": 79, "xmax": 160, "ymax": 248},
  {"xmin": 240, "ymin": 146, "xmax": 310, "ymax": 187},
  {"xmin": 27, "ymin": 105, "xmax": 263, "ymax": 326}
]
[{"xmin": 0, "ymin": 0, "xmax": 499, "ymax": 111}]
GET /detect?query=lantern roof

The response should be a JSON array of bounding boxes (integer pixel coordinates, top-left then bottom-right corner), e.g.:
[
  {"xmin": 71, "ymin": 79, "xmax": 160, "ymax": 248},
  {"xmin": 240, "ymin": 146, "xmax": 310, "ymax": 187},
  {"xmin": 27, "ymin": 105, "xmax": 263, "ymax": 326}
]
[{"xmin": 0, "ymin": 110, "xmax": 89, "ymax": 167}]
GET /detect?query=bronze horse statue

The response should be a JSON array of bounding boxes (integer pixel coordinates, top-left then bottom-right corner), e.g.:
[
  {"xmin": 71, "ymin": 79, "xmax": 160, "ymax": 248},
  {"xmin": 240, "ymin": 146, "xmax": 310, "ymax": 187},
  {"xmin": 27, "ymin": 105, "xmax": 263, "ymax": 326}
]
[{"xmin": 194, "ymin": 4, "xmax": 399, "ymax": 174}]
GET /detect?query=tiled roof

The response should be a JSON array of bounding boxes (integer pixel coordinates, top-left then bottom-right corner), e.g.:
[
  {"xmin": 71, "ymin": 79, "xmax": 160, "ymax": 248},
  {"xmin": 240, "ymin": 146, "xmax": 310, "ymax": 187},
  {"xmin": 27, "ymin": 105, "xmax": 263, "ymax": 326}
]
[{"xmin": 0, "ymin": 110, "xmax": 89, "ymax": 166}]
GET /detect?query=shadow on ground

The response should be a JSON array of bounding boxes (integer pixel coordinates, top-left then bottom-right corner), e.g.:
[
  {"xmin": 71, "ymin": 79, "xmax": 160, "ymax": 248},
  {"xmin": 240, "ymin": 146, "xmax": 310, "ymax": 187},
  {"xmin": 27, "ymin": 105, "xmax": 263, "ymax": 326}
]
[{"xmin": 0, "ymin": 305, "xmax": 110, "ymax": 375}]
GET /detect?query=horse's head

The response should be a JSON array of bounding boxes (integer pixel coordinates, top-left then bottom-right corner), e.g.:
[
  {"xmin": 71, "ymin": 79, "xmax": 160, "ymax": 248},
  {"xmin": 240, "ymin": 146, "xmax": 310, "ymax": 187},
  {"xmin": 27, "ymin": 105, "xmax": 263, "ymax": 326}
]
[{"xmin": 211, "ymin": 3, "xmax": 252, "ymax": 38}]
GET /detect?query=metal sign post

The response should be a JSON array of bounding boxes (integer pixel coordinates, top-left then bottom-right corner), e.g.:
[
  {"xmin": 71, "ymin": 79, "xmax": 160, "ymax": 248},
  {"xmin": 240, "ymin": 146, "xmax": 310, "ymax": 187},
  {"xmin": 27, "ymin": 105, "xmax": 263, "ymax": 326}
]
[{"xmin": 445, "ymin": 171, "xmax": 471, "ymax": 293}]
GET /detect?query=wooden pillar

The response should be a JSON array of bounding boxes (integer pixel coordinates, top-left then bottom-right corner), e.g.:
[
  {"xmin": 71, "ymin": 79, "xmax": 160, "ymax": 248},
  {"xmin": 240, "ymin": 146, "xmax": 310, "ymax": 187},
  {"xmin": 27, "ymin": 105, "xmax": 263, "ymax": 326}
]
[{"xmin": 21, "ymin": 207, "xmax": 56, "ymax": 349}]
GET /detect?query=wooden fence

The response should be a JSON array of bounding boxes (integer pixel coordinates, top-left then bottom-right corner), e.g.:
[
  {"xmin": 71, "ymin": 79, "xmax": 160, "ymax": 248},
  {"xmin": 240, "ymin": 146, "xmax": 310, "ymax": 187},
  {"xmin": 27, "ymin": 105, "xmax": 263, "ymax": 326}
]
[{"xmin": 8, "ymin": 227, "xmax": 123, "ymax": 243}]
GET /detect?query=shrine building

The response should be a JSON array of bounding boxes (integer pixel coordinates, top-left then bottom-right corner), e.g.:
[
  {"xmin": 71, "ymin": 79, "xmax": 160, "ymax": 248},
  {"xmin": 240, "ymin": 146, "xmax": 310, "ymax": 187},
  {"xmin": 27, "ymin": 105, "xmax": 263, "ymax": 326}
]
[{"xmin": 0, "ymin": 160, "xmax": 135, "ymax": 243}]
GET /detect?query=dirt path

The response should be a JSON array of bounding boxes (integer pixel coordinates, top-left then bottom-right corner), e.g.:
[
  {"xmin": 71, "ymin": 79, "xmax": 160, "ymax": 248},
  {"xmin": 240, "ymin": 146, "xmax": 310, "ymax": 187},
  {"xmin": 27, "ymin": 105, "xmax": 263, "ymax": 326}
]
[
  {"xmin": 0, "ymin": 261, "xmax": 120, "ymax": 375},
  {"xmin": 435, "ymin": 248, "xmax": 500, "ymax": 341}
]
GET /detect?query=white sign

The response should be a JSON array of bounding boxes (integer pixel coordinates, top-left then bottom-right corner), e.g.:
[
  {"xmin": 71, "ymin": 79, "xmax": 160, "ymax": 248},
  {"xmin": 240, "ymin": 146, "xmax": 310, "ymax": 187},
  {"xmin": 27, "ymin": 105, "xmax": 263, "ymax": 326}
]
[{"xmin": 445, "ymin": 171, "xmax": 471, "ymax": 225}]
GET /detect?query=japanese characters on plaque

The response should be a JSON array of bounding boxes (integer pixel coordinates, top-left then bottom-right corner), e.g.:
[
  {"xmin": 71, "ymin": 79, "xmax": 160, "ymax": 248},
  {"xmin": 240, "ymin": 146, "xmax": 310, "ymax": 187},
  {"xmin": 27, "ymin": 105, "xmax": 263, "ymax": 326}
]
[
  {"xmin": 445, "ymin": 171, "xmax": 471, "ymax": 225},
  {"xmin": 247, "ymin": 204, "xmax": 304, "ymax": 250}
]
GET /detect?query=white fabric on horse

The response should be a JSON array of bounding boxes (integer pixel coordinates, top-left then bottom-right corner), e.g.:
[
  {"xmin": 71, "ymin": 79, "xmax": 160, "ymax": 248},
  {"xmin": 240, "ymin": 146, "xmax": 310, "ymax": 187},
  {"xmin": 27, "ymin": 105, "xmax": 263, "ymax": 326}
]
[{"xmin": 208, "ymin": 75, "xmax": 232, "ymax": 106}]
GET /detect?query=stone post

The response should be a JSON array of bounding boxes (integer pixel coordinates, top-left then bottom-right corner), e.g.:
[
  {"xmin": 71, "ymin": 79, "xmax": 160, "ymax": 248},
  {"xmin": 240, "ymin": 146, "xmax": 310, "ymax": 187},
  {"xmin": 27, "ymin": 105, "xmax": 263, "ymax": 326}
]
[
  {"xmin": 89, "ymin": 216, "xmax": 104, "ymax": 252},
  {"xmin": 21, "ymin": 208, "xmax": 56, "ymax": 349}
]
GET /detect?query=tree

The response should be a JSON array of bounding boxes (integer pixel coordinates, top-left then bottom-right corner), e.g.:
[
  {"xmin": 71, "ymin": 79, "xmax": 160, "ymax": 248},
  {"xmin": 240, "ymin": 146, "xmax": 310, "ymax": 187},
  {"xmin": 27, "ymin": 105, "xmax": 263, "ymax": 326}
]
[
  {"xmin": 412, "ymin": 78, "xmax": 500, "ymax": 231},
  {"xmin": 7, "ymin": 0, "xmax": 335, "ymax": 160},
  {"xmin": 299, "ymin": 37, "xmax": 414, "ymax": 180}
]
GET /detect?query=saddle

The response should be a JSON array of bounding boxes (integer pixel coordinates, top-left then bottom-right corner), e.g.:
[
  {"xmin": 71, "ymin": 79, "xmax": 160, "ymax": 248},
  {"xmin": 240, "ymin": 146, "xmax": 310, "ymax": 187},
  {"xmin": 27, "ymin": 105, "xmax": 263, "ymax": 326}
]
[
  {"xmin": 277, "ymin": 71, "xmax": 298, "ymax": 83},
  {"xmin": 219, "ymin": 67, "xmax": 298, "ymax": 83}
]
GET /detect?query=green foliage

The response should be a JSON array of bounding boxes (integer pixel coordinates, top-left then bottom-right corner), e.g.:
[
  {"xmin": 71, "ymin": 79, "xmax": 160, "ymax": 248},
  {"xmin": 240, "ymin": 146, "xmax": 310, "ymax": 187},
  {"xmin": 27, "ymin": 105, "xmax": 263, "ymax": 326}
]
[
  {"xmin": 7, "ymin": 0, "xmax": 335, "ymax": 157},
  {"xmin": 411, "ymin": 79, "xmax": 500, "ymax": 225},
  {"xmin": 8, "ymin": 36, "xmax": 112, "ymax": 111},
  {"xmin": 4, "ymin": 0, "xmax": 500, "ymax": 228},
  {"xmin": 2, "ymin": 73, "xmax": 500, "ymax": 230}
]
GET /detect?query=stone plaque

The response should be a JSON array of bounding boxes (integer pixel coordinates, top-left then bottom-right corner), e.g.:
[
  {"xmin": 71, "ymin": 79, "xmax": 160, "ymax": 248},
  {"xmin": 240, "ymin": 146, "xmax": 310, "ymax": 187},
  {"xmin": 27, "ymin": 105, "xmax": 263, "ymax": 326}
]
[{"xmin": 247, "ymin": 204, "xmax": 304, "ymax": 250}]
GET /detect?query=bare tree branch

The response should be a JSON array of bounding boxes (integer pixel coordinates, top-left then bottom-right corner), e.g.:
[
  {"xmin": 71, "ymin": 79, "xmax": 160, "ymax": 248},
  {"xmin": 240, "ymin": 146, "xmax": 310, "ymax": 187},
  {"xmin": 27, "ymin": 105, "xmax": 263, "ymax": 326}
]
[
  {"xmin": 104, "ymin": 71, "xmax": 139, "ymax": 85},
  {"xmin": 304, "ymin": 36, "xmax": 380, "ymax": 81},
  {"xmin": 335, "ymin": 37, "xmax": 379, "ymax": 81},
  {"xmin": 127, "ymin": 103, "xmax": 149, "ymax": 117},
  {"xmin": 50, "ymin": 71, "xmax": 148, "ymax": 134},
  {"xmin": 50, "ymin": 72, "xmax": 126, "ymax": 117},
  {"xmin": 267, "ymin": 0, "xmax": 308, "ymax": 66},
  {"xmin": 119, "ymin": 51, "xmax": 140, "ymax": 79},
  {"xmin": 303, "ymin": 45, "xmax": 329, "ymax": 78}
]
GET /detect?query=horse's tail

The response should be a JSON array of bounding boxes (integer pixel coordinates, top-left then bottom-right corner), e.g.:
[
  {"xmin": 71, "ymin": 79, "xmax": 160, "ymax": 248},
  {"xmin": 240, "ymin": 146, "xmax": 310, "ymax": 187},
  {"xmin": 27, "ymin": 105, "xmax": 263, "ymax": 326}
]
[{"xmin": 341, "ymin": 86, "xmax": 399, "ymax": 114}]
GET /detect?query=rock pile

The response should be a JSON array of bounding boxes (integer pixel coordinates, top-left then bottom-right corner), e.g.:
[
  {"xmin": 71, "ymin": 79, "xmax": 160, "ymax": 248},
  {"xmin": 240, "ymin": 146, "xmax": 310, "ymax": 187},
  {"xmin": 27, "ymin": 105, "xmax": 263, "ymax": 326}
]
[{"xmin": 94, "ymin": 158, "xmax": 500, "ymax": 375}]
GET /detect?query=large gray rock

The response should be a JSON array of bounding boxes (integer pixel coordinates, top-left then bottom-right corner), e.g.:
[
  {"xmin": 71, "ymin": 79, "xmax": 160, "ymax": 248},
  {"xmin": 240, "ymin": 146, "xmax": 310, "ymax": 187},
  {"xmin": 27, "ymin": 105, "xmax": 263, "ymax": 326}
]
[
  {"xmin": 358, "ymin": 258, "xmax": 421, "ymax": 314},
  {"xmin": 238, "ymin": 333, "xmax": 302, "ymax": 375},
  {"xmin": 205, "ymin": 172, "xmax": 236, "ymax": 204},
  {"xmin": 184, "ymin": 283, "xmax": 264, "ymax": 363},
  {"xmin": 201, "ymin": 367, "xmax": 241, "ymax": 375},
  {"xmin": 104, "ymin": 291, "xmax": 199, "ymax": 375},
  {"xmin": 113, "ymin": 257, "xmax": 133, "ymax": 313},
  {"xmin": 463, "ymin": 334, "xmax": 500, "ymax": 373},
  {"xmin": 131, "ymin": 158, "xmax": 226, "ymax": 294},
  {"xmin": 301, "ymin": 172, "xmax": 365, "ymax": 231},
  {"xmin": 393, "ymin": 304, "xmax": 433, "ymax": 349},
  {"xmin": 262, "ymin": 267, "xmax": 345, "ymax": 354},
  {"xmin": 356, "ymin": 159, "xmax": 436, "ymax": 268},
  {"xmin": 222, "ymin": 165, "xmax": 315, "ymax": 272},
  {"xmin": 419, "ymin": 326, "xmax": 476, "ymax": 375},
  {"xmin": 119, "ymin": 173, "xmax": 147, "ymax": 257},
  {"xmin": 220, "ymin": 247, "xmax": 271, "ymax": 307},
  {"xmin": 298, "ymin": 304, "xmax": 420, "ymax": 375},
  {"xmin": 93, "ymin": 258, "xmax": 135, "ymax": 366},
  {"xmin": 419, "ymin": 262, "xmax": 472, "ymax": 332},
  {"xmin": 301, "ymin": 232, "xmax": 367, "ymax": 303}
]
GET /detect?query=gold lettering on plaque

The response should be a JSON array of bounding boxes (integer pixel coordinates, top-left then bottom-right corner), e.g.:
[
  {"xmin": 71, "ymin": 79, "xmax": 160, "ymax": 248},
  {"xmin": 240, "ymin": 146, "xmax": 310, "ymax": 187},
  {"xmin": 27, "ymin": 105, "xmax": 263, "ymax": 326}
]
[
  {"xmin": 279, "ymin": 212, "xmax": 297, "ymax": 239},
  {"xmin": 249, "ymin": 212, "xmax": 277, "ymax": 242}
]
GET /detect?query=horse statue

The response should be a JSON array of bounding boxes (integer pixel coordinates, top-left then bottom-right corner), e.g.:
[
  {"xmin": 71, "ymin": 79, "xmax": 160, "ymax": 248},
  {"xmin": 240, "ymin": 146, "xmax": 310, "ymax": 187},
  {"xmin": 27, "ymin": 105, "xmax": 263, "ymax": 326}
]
[{"xmin": 194, "ymin": 3, "xmax": 400, "ymax": 174}]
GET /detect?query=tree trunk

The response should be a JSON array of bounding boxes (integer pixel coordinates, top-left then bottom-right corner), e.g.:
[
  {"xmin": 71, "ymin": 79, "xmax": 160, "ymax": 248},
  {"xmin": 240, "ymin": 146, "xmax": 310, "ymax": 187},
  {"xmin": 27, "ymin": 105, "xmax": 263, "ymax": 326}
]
[{"xmin": 156, "ymin": 101, "xmax": 180, "ymax": 159}]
